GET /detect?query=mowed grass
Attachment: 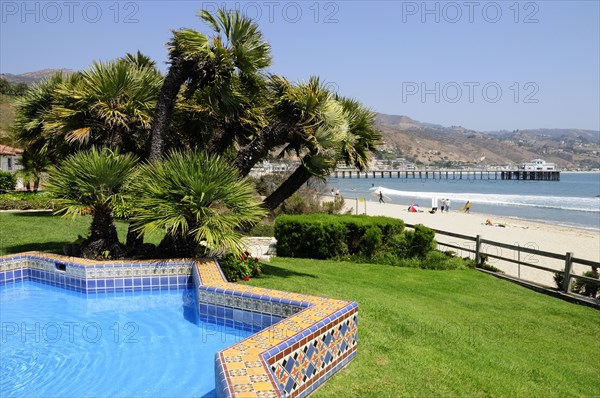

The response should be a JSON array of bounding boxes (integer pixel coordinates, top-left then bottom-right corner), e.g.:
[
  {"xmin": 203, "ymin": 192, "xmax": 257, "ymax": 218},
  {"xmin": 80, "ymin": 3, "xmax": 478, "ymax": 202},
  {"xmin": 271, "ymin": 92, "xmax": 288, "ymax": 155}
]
[
  {"xmin": 247, "ymin": 257, "xmax": 600, "ymax": 397},
  {"xmin": 2, "ymin": 212, "xmax": 599, "ymax": 396},
  {"xmin": 0, "ymin": 212, "xmax": 162, "ymax": 255}
]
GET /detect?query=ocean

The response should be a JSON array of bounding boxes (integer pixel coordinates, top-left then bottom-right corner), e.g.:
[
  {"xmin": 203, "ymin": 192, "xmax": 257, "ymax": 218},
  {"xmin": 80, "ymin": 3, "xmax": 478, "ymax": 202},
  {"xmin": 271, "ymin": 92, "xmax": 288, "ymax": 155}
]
[{"xmin": 327, "ymin": 172, "xmax": 600, "ymax": 231}]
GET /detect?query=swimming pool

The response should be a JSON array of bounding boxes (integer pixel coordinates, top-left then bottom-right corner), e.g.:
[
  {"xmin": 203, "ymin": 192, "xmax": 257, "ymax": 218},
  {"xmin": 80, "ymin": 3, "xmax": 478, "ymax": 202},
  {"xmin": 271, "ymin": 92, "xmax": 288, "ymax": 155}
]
[
  {"xmin": 1, "ymin": 253, "xmax": 359, "ymax": 398},
  {"xmin": 1, "ymin": 281, "xmax": 251, "ymax": 397}
]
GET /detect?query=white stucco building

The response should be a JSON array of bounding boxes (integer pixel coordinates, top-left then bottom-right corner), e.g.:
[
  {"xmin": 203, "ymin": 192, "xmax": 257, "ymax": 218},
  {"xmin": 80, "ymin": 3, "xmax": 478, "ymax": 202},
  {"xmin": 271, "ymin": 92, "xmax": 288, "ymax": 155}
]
[{"xmin": 0, "ymin": 145, "xmax": 23, "ymax": 173}]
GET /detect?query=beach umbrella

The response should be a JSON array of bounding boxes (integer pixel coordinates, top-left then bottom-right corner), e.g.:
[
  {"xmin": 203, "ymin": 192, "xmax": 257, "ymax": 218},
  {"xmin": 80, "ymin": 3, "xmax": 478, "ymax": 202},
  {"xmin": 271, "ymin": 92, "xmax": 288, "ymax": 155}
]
[{"xmin": 408, "ymin": 204, "xmax": 419, "ymax": 212}]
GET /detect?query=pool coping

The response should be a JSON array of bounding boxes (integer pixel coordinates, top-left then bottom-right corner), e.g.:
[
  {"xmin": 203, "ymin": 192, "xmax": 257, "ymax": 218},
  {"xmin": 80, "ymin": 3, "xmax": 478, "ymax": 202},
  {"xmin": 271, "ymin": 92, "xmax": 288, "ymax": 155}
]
[{"xmin": 0, "ymin": 252, "xmax": 358, "ymax": 398}]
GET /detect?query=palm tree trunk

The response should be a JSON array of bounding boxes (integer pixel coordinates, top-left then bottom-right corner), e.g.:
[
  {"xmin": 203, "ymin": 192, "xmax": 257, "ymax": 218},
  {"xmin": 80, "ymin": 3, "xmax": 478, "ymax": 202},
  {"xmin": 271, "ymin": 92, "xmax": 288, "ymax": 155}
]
[
  {"xmin": 206, "ymin": 125, "xmax": 237, "ymax": 155},
  {"xmin": 149, "ymin": 59, "xmax": 194, "ymax": 160},
  {"xmin": 90, "ymin": 207, "xmax": 119, "ymax": 245},
  {"xmin": 262, "ymin": 163, "xmax": 313, "ymax": 211},
  {"xmin": 125, "ymin": 223, "xmax": 143, "ymax": 254},
  {"xmin": 233, "ymin": 120, "xmax": 292, "ymax": 176}
]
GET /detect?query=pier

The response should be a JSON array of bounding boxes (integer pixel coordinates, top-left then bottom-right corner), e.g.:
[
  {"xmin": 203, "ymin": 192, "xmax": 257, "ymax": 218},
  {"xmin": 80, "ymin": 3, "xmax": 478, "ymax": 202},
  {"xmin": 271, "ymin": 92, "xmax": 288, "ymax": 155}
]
[{"xmin": 331, "ymin": 169, "xmax": 560, "ymax": 181}]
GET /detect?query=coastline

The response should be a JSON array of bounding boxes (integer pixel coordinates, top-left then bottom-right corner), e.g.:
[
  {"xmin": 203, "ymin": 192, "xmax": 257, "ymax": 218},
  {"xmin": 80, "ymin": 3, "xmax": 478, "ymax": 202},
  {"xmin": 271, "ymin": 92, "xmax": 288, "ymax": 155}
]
[{"xmin": 337, "ymin": 196, "xmax": 600, "ymax": 287}]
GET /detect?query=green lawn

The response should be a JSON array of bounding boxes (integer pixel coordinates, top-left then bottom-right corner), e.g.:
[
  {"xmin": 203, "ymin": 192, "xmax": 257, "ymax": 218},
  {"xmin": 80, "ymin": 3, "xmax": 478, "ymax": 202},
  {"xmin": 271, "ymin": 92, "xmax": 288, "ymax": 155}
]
[
  {"xmin": 1, "ymin": 212, "xmax": 599, "ymax": 396},
  {"xmin": 0, "ymin": 212, "xmax": 163, "ymax": 255},
  {"xmin": 247, "ymin": 258, "xmax": 600, "ymax": 397}
]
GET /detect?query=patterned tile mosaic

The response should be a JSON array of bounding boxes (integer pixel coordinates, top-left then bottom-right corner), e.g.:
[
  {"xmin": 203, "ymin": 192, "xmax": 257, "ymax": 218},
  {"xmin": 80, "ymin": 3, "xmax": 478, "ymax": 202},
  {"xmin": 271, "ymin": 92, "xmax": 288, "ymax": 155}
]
[
  {"xmin": 1, "ymin": 252, "xmax": 359, "ymax": 397},
  {"xmin": 191, "ymin": 261, "xmax": 359, "ymax": 398}
]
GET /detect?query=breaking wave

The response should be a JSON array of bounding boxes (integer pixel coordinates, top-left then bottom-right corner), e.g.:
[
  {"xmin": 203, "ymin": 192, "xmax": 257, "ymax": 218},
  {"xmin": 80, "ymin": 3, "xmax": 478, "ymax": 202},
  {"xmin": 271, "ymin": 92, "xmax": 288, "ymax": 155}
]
[{"xmin": 369, "ymin": 187, "xmax": 600, "ymax": 213}]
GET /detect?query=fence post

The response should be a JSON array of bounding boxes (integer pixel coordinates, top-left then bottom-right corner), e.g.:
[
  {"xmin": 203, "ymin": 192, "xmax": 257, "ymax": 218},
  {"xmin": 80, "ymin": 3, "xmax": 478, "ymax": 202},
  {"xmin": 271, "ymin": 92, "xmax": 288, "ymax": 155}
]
[
  {"xmin": 517, "ymin": 243, "xmax": 521, "ymax": 278},
  {"xmin": 562, "ymin": 252, "xmax": 574, "ymax": 293},
  {"xmin": 355, "ymin": 198, "xmax": 358, "ymax": 215},
  {"xmin": 475, "ymin": 235, "xmax": 482, "ymax": 266}
]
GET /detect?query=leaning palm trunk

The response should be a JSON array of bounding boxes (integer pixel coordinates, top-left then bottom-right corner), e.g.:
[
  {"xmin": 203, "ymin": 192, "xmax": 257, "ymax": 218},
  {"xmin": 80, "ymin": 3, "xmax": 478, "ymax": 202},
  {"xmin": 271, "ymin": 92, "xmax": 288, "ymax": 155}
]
[
  {"xmin": 233, "ymin": 120, "xmax": 293, "ymax": 176},
  {"xmin": 206, "ymin": 125, "xmax": 238, "ymax": 156},
  {"xmin": 262, "ymin": 163, "xmax": 314, "ymax": 211},
  {"xmin": 149, "ymin": 59, "xmax": 195, "ymax": 160}
]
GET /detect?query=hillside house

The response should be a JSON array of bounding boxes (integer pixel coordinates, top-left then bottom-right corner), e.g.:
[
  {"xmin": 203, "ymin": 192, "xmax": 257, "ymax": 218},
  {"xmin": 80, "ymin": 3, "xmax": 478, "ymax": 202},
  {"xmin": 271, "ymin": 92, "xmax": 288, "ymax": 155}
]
[{"xmin": 0, "ymin": 145, "xmax": 23, "ymax": 173}]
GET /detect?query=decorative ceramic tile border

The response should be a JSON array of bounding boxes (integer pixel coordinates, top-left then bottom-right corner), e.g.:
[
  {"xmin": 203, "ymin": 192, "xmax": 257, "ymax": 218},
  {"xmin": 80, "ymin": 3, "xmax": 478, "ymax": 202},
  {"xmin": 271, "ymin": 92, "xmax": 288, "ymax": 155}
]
[
  {"xmin": 1, "ymin": 252, "xmax": 359, "ymax": 397},
  {"xmin": 0, "ymin": 252, "xmax": 193, "ymax": 292},
  {"xmin": 192, "ymin": 260, "xmax": 358, "ymax": 397}
]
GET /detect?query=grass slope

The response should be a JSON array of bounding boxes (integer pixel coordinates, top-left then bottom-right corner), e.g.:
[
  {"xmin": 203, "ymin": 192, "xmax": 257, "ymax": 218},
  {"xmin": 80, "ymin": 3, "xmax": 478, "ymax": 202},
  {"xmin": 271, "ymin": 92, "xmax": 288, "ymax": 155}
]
[
  {"xmin": 247, "ymin": 258, "xmax": 600, "ymax": 397},
  {"xmin": 0, "ymin": 212, "xmax": 130, "ymax": 254}
]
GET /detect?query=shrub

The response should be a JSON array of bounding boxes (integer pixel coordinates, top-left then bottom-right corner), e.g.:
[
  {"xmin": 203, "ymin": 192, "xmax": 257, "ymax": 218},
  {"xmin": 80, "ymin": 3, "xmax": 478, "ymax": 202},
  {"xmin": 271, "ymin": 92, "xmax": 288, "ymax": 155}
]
[
  {"xmin": 574, "ymin": 269, "xmax": 600, "ymax": 298},
  {"xmin": 361, "ymin": 226, "xmax": 382, "ymax": 257},
  {"xmin": 421, "ymin": 251, "xmax": 472, "ymax": 270},
  {"xmin": 384, "ymin": 224, "xmax": 435, "ymax": 259},
  {"xmin": 279, "ymin": 193, "xmax": 317, "ymax": 215},
  {"xmin": 410, "ymin": 224, "xmax": 436, "ymax": 258},
  {"xmin": 275, "ymin": 214, "xmax": 404, "ymax": 259},
  {"xmin": 247, "ymin": 222, "xmax": 275, "ymax": 237},
  {"xmin": 554, "ymin": 268, "xmax": 599, "ymax": 298},
  {"xmin": 0, "ymin": 192, "xmax": 56, "ymax": 210},
  {"xmin": 218, "ymin": 252, "xmax": 265, "ymax": 282},
  {"xmin": 0, "ymin": 171, "xmax": 16, "ymax": 192}
]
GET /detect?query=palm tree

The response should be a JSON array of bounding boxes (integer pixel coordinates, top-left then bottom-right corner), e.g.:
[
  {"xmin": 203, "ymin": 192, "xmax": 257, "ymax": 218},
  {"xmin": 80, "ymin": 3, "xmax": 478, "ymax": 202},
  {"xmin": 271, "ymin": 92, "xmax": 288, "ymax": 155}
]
[
  {"xmin": 45, "ymin": 58, "xmax": 162, "ymax": 157},
  {"xmin": 149, "ymin": 8, "xmax": 271, "ymax": 160},
  {"xmin": 337, "ymin": 97, "xmax": 382, "ymax": 171},
  {"xmin": 129, "ymin": 151, "xmax": 266, "ymax": 257},
  {"xmin": 45, "ymin": 147, "xmax": 139, "ymax": 259},
  {"xmin": 232, "ymin": 76, "xmax": 339, "ymax": 177},
  {"xmin": 13, "ymin": 73, "xmax": 70, "ymax": 164},
  {"xmin": 261, "ymin": 86, "xmax": 349, "ymax": 211},
  {"xmin": 262, "ymin": 97, "xmax": 381, "ymax": 211},
  {"xmin": 16, "ymin": 149, "xmax": 50, "ymax": 192}
]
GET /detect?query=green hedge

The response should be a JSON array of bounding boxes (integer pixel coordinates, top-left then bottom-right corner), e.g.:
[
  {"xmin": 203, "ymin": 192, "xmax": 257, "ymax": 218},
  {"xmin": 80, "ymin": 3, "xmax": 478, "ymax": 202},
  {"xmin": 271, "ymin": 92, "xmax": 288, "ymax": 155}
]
[
  {"xmin": 0, "ymin": 192, "xmax": 56, "ymax": 210},
  {"xmin": 275, "ymin": 214, "xmax": 405, "ymax": 259},
  {"xmin": 0, "ymin": 171, "xmax": 16, "ymax": 192}
]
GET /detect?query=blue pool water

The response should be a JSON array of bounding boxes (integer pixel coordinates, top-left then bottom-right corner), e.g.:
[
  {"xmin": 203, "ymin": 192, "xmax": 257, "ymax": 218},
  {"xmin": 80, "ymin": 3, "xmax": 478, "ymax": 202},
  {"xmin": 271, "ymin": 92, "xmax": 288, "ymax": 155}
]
[{"xmin": 0, "ymin": 281, "xmax": 252, "ymax": 398}]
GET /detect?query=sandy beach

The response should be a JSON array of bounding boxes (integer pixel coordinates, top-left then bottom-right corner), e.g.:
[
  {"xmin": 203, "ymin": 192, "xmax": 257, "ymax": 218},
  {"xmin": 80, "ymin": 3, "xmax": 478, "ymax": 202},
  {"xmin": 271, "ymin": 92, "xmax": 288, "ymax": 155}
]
[{"xmin": 340, "ymin": 197, "xmax": 600, "ymax": 287}]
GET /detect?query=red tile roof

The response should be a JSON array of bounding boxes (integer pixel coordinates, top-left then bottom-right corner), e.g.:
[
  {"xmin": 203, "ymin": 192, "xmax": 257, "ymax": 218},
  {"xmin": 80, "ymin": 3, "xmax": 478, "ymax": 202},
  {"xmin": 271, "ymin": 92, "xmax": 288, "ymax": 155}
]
[{"xmin": 0, "ymin": 145, "xmax": 24, "ymax": 156}]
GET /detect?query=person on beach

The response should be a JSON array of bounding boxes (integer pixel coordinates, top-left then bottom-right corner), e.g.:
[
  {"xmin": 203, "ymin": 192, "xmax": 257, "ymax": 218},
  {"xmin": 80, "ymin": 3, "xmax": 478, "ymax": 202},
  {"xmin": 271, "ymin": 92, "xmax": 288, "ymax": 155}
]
[
  {"xmin": 441, "ymin": 198, "xmax": 446, "ymax": 213},
  {"xmin": 379, "ymin": 191, "xmax": 385, "ymax": 204},
  {"xmin": 331, "ymin": 188, "xmax": 335, "ymax": 198},
  {"xmin": 335, "ymin": 187, "xmax": 340, "ymax": 200},
  {"xmin": 446, "ymin": 198, "xmax": 451, "ymax": 212},
  {"xmin": 462, "ymin": 201, "xmax": 472, "ymax": 213},
  {"xmin": 430, "ymin": 197, "xmax": 438, "ymax": 213}
]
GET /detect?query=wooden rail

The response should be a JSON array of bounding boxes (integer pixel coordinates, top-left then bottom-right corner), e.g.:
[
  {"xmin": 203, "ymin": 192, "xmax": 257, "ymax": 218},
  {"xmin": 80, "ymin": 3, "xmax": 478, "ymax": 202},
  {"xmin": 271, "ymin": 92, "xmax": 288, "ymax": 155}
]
[{"xmin": 405, "ymin": 223, "xmax": 599, "ymax": 295}]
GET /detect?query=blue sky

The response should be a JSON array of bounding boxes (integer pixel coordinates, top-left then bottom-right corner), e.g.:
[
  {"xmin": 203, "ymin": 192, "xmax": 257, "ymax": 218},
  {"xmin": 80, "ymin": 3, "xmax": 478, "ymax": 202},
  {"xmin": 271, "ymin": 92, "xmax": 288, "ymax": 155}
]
[{"xmin": 1, "ymin": 1, "xmax": 599, "ymax": 131}]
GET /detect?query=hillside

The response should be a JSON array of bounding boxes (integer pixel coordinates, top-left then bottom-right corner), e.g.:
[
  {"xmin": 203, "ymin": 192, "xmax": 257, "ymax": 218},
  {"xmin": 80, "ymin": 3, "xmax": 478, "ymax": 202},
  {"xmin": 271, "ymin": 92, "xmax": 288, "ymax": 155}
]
[
  {"xmin": 0, "ymin": 95, "xmax": 16, "ymax": 146},
  {"xmin": 1, "ymin": 69, "xmax": 74, "ymax": 85},
  {"xmin": 375, "ymin": 113, "xmax": 600, "ymax": 169}
]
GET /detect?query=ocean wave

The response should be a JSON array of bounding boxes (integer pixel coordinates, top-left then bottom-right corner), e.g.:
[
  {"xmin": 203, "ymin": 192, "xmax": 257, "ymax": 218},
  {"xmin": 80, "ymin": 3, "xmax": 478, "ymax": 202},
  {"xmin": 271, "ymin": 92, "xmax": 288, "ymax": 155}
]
[{"xmin": 368, "ymin": 186, "xmax": 600, "ymax": 213}]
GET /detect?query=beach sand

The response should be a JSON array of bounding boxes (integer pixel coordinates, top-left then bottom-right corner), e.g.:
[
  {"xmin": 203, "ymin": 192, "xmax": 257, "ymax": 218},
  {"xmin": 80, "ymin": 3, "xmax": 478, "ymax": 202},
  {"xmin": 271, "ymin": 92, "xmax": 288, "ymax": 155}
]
[{"xmin": 340, "ymin": 198, "xmax": 600, "ymax": 287}]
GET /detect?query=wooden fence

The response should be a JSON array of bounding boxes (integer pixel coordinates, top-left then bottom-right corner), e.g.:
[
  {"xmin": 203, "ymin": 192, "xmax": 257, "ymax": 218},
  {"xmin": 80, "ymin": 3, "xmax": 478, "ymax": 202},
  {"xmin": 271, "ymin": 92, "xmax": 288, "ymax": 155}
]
[{"xmin": 405, "ymin": 223, "xmax": 600, "ymax": 295}]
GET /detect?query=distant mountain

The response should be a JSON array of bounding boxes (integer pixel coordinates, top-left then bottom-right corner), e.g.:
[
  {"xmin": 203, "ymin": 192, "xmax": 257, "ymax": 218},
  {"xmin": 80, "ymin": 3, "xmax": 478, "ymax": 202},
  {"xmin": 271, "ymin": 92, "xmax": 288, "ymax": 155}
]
[
  {"xmin": 487, "ymin": 128, "xmax": 600, "ymax": 143},
  {"xmin": 1, "ymin": 69, "xmax": 74, "ymax": 85},
  {"xmin": 374, "ymin": 113, "xmax": 600, "ymax": 169}
]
